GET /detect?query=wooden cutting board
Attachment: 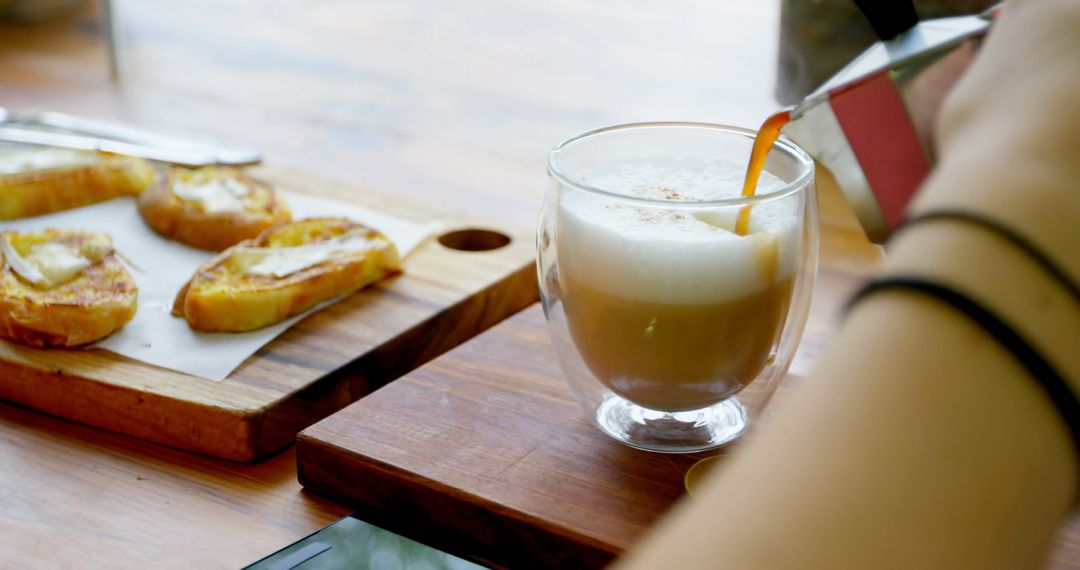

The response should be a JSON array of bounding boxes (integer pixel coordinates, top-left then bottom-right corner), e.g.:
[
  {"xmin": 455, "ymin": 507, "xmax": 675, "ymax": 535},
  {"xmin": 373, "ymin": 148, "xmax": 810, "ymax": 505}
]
[
  {"xmin": 0, "ymin": 166, "xmax": 538, "ymax": 461},
  {"xmin": 293, "ymin": 272, "xmax": 861, "ymax": 568},
  {"xmin": 294, "ymin": 174, "xmax": 886, "ymax": 568}
]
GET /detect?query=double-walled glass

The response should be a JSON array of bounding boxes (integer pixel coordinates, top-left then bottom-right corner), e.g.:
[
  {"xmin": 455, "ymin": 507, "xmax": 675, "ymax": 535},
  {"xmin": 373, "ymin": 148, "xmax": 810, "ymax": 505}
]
[{"xmin": 538, "ymin": 123, "xmax": 818, "ymax": 453}]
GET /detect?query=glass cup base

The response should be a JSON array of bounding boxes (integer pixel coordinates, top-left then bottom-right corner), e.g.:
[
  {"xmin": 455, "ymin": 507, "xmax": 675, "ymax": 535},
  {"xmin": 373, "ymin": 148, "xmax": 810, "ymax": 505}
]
[{"xmin": 593, "ymin": 393, "xmax": 748, "ymax": 454}]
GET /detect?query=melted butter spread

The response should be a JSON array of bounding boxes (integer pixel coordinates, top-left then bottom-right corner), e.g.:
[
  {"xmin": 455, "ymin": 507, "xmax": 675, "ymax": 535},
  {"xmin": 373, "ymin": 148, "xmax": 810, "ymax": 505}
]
[
  {"xmin": 172, "ymin": 177, "xmax": 252, "ymax": 213},
  {"xmin": 2, "ymin": 238, "xmax": 93, "ymax": 289},
  {"xmin": 0, "ymin": 149, "xmax": 98, "ymax": 176},
  {"xmin": 231, "ymin": 232, "xmax": 382, "ymax": 278}
]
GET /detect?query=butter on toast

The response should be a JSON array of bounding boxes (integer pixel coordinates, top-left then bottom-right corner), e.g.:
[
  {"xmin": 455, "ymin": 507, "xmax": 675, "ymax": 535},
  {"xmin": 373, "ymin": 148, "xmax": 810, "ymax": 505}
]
[
  {"xmin": 0, "ymin": 148, "xmax": 154, "ymax": 220},
  {"xmin": 173, "ymin": 217, "xmax": 401, "ymax": 332},
  {"xmin": 138, "ymin": 166, "xmax": 291, "ymax": 251},
  {"xmin": 0, "ymin": 229, "xmax": 138, "ymax": 347}
]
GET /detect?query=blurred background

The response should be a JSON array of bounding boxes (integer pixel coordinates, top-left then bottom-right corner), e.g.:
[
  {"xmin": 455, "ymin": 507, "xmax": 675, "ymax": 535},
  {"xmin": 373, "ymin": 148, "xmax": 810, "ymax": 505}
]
[{"xmin": 0, "ymin": 0, "xmax": 785, "ymax": 229}]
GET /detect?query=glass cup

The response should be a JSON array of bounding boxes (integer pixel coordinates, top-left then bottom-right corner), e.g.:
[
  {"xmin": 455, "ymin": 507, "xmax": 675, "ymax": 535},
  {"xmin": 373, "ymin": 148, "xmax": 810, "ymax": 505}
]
[{"xmin": 538, "ymin": 122, "xmax": 818, "ymax": 453}]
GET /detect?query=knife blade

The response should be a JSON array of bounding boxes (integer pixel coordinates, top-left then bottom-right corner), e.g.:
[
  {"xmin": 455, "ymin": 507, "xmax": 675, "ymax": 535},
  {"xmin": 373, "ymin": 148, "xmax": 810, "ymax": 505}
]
[
  {"xmin": 0, "ymin": 126, "xmax": 219, "ymax": 167},
  {"xmin": 29, "ymin": 111, "xmax": 262, "ymax": 166}
]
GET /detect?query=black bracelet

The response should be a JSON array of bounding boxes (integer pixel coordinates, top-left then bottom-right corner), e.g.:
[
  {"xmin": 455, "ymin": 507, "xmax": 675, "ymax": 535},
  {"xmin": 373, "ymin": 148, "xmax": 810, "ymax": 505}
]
[
  {"xmin": 896, "ymin": 210, "xmax": 1080, "ymax": 304},
  {"xmin": 849, "ymin": 276, "xmax": 1080, "ymax": 467}
]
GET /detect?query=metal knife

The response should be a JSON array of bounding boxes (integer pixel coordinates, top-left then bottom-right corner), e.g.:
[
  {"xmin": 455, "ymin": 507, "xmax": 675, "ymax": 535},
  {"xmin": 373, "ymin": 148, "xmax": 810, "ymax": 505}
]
[{"xmin": 0, "ymin": 126, "xmax": 221, "ymax": 167}]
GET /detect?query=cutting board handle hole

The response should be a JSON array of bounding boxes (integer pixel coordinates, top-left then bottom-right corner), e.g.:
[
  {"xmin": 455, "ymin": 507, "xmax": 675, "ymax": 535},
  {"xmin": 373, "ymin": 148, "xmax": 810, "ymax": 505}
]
[{"xmin": 437, "ymin": 228, "xmax": 511, "ymax": 252}]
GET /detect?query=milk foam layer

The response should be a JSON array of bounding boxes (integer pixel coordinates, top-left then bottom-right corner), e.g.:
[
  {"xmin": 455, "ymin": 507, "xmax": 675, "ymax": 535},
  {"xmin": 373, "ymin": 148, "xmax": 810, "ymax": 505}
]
[{"xmin": 557, "ymin": 157, "xmax": 800, "ymax": 304}]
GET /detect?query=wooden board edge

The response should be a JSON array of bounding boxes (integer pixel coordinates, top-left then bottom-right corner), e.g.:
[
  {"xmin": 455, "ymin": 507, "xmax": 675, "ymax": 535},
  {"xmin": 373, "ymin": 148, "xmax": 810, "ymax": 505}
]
[
  {"xmin": 295, "ymin": 431, "xmax": 618, "ymax": 569},
  {"xmin": 250, "ymin": 260, "xmax": 541, "ymax": 460},
  {"xmin": 0, "ymin": 358, "xmax": 260, "ymax": 461}
]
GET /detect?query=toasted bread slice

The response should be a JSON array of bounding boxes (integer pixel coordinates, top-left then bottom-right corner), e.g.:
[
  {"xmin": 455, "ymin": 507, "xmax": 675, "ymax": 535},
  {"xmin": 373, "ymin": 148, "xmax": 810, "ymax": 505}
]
[
  {"xmin": 173, "ymin": 217, "xmax": 401, "ymax": 332},
  {"xmin": 0, "ymin": 229, "xmax": 138, "ymax": 347},
  {"xmin": 0, "ymin": 148, "xmax": 155, "ymax": 220},
  {"xmin": 138, "ymin": 166, "xmax": 291, "ymax": 251}
]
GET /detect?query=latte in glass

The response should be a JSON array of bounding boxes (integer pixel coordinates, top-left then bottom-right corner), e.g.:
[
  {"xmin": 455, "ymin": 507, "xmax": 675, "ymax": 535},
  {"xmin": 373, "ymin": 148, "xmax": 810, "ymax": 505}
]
[{"xmin": 556, "ymin": 158, "xmax": 798, "ymax": 412}]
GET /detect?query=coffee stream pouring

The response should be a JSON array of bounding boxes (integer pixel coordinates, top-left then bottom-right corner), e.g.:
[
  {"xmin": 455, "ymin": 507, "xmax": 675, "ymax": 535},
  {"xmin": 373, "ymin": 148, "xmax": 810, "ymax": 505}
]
[{"xmin": 771, "ymin": 1, "xmax": 1000, "ymax": 243}]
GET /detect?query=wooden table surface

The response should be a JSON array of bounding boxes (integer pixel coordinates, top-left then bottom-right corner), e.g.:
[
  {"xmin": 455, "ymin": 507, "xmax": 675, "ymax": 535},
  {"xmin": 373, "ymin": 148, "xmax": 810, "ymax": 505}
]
[{"xmin": 0, "ymin": 1, "xmax": 1077, "ymax": 568}]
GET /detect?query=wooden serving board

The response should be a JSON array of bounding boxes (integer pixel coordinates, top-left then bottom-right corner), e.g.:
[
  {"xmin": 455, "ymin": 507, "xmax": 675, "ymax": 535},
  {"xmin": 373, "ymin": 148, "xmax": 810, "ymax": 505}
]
[
  {"xmin": 295, "ymin": 176, "xmax": 886, "ymax": 568},
  {"xmin": 0, "ymin": 166, "xmax": 539, "ymax": 461},
  {"xmin": 294, "ymin": 274, "xmax": 858, "ymax": 569}
]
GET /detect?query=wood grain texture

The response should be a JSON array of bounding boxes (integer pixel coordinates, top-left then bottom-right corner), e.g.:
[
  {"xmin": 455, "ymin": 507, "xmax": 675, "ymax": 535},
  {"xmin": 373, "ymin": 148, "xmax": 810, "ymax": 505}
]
[
  {"xmin": 0, "ymin": 398, "xmax": 350, "ymax": 569},
  {"xmin": 0, "ymin": 165, "xmax": 539, "ymax": 461}
]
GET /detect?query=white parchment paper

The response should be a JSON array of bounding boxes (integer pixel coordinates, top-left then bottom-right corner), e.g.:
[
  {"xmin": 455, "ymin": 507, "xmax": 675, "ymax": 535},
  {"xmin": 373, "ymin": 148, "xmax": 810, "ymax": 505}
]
[{"xmin": 0, "ymin": 192, "xmax": 438, "ymax": 381}]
